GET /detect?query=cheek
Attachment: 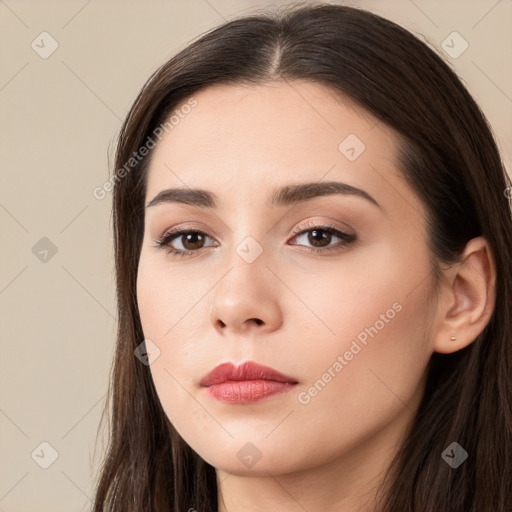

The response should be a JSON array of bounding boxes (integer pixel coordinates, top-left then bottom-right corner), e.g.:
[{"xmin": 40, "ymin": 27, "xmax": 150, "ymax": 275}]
[
  {"xmin": 136, "ymin": 253, "xmax": 212, "ymax": 400},
  {"xmin": 275, "ymin": 291, "xmax": 432, "ymax": 475},
  {"xmin": 136, "ymin": 253, "xmax": 208, "ymax": 343},
  {"xmin": 288, "ymin": 241, "xmax": 431, "ymax": 363},
  {"xmin": 285, "ymin": 245, "xmax": 433, "ymax": 435}
]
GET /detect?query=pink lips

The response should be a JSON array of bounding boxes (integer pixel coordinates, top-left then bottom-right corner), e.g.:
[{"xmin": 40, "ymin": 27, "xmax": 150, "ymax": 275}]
[{"xmin": 199, "ymin": 361, "xmax": 298, "ymax": 404}]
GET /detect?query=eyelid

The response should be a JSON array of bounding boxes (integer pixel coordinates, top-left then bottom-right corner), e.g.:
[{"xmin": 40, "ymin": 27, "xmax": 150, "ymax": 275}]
[
  {"xmin": 289, "ymin": 219, "xmax": 354, "ymax": 237},
  {"xmin": 157, "ymin": 222, "xmax": 214, "ymax": 239}
]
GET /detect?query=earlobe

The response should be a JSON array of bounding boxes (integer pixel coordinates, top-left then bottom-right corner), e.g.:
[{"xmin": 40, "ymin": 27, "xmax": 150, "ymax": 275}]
[{"xmin": 432, "ymin": 236, "xmax": 496, "ymax": 355}]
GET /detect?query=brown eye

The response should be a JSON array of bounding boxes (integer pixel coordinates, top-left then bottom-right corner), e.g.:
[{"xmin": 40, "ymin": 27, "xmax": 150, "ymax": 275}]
[
  {"xmin": 304, "ymin": 229, "xmax": 333, "ymax": 248},
  {"xmin": 290, "ymin": 224, "xmax": 356, "ymax": 253},
  {"xmin": 177, "ymin": 232, "xmax": 207, "ymax": 251},
  {"xmin": 154, "ymin": 229, "xmax": 218, "ymax": 257}
]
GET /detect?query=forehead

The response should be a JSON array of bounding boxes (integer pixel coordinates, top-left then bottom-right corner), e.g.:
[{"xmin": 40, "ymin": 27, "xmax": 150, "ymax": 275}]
[{"xmin": 144, "ymin": 81, "xmax": 417, "ymax": 215}]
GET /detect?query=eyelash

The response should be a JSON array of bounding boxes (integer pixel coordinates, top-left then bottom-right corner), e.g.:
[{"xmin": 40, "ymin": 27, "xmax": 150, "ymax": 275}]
[{"xmin": 152, "ymin": 221, "xmax": 356, "ymax": 258}]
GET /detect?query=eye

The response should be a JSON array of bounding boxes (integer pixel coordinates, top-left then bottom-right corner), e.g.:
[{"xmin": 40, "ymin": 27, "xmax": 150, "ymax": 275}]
[
  {"xmin": 153, "ymin": 228, "xmax": 218, "ymax": 257},
  {"xmin": 153, "ymin": 222, "xmax": 356, "ymax": 258},
  {"xmin": 289, "ymin": 221, "xmax": 356, "ymax": 254}
]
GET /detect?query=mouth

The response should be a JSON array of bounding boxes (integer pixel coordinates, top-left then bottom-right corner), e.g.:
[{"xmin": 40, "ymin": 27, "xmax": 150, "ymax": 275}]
[{"xmin": 199, "ymin": 361, "xmax": 299, "ymax": 404}]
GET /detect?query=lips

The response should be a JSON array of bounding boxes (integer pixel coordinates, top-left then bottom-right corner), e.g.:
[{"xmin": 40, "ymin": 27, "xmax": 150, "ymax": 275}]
[
  {"xmin": 199, "ymin": 361, "xmax": 299, "ymax": 404},
  {"xmin": 199, "ymin": 361, "xmax": 298, "ymax": 387}
]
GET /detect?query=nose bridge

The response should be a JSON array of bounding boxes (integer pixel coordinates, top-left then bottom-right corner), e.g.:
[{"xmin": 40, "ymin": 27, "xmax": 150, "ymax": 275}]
[
  {"xmin": 223, "ymin": 231, "xmax": 268, "ymax": 288},
  {"xmin": 225, "ymin": 209, "xmax": 270, "ymax": 265}
]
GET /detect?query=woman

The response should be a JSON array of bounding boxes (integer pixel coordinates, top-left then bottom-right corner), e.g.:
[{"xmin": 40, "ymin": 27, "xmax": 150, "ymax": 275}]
[{"xmin": 92, "ymin": 3, "xmax": 512, "ymax": 511}]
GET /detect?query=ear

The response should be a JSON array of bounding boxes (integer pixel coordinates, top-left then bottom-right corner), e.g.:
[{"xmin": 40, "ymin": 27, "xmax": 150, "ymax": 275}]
[{"xmin": 432, "ymin": 236, "xmax": 496, "ymax": 354}]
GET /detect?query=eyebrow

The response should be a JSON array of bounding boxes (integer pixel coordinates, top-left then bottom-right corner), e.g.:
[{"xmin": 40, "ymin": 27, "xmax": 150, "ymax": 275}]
[{"xmin": 145, "ymin": 181, "xmax": 382, "ymax": 210}]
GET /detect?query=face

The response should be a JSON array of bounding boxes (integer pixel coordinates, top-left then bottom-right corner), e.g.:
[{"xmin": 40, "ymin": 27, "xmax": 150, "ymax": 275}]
[{"xmin": 136, "ymin": 81, "xmax": 436, "ymax": 476}]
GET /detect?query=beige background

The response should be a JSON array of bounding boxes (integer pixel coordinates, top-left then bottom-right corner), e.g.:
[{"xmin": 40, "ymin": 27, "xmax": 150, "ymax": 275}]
[{"xmin": 0, "ymin": 0, "xmax": 510, "ymax": 510}]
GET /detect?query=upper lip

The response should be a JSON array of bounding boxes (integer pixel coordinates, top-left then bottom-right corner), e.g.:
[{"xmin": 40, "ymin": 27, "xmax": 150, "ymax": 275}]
[{"xmin": 199, "ymin": 361, "xmax": 298, "ymax": 387}]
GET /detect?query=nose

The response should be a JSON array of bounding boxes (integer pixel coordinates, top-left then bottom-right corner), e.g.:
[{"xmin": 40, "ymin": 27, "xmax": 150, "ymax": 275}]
[{"xmin": 209, "ymin": 251, "xmax": 283, "ymax": 336}]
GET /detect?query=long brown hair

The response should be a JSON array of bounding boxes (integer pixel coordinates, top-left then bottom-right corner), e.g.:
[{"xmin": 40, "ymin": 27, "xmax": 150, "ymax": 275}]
[{"xmin": 92, "ymin": 3, "xmax": 512, "ymax": 510}]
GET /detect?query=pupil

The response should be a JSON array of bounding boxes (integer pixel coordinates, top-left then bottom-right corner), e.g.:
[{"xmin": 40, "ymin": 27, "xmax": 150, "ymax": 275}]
[
  {"xmin": 184, "ymin": 232, "xmax": 204, "ymax": 250},
  {"xmin": 309, "ymin": 229, "xmax": 330, "ymax": 247}
]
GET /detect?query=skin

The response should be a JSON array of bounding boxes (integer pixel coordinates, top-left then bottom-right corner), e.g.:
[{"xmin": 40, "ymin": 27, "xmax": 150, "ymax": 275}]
[{"xmin": 136, "ymin": 81, "xmax": 496, "ymax": 511}]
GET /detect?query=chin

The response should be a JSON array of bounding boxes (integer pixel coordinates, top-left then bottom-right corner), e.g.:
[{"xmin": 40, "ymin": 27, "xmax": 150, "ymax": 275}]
[{"xmin": 193, "ymin": 440, "xmax": 306, "ymax": 477}]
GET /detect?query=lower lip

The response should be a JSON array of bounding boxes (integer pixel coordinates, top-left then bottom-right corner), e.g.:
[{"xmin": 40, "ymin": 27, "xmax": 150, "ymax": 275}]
[{"xmin": 204, "ymin": 380, "xmax": 297, "ymax": 404}]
